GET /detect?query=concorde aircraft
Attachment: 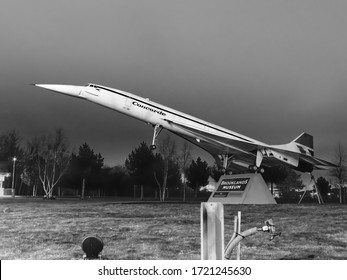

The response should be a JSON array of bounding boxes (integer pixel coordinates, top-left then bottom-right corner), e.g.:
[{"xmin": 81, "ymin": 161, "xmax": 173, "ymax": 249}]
[{"xmin": 34, "ymin": 83, "xmax": 336, "ymax": 173}]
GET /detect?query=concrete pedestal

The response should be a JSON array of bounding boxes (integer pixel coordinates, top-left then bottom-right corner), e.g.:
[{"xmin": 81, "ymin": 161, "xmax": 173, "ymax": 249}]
[{"xmin": 208, "ymin": 173, "xmax": 276, "ymax": 204}]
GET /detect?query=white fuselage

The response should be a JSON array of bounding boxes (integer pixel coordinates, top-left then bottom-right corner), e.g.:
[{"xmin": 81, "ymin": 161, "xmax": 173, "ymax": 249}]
[
  {"xmin": 35, "ymin": 83, "xmax": 337, "ymax": 172},
  {"xmin": 81, "ymin": 84, "xmax": 263, "ymax": 148}
]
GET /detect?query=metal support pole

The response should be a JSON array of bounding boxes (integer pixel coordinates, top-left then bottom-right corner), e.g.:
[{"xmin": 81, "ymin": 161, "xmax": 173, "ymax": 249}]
[
  {"xmin": 201, "ymin": 202, "xmax": 224, "ymax": 260},
  {"xmin": 237, "ymin": 211, "xmax": 241, "ymax": 260},
  {"xmin": 11, "ymin": 157, "xmax": 17, "ymax": 198},
  {"xmin": 311, "ymin": 174, "xmax": 324, "ymax": 204},
  {"xmin": 298, "ymin": 190, "xmax": 307, "ymax": 204},
  {"xmin": 81, "ymin": 178, "xmax": 85, "ymax": 200}
]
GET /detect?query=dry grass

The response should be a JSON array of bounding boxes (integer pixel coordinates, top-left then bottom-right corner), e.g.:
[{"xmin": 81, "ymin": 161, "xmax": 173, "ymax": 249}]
[
  {"xmin": 223, "ymin": 204, "xmax": 347, "ymax": 260},
  {"xmin": 0, "ymin": 197, "xmax": 346, "ymax": 260}
]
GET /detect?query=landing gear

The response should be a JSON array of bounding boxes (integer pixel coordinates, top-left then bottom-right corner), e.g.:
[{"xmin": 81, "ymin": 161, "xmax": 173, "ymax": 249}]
[
  {"xmin": 248, "ymin": 165, "xmax": 264, "ymax": 174},
  {"xmin": 219, "ymin": 154, "xmax": 234, "ymax": 175},
  {"xmin": 220, "ymin": 167, "xmax": 232, "ymax": 175},
  {"xmin": 298, "ymin": 173, "xmax": 324, "ymax": 204},
  {"xmin": 252, "ymin": 149, "xmax": 265, "ymax": 173},
  {"xmin": 150, "ymin": 124, "xmax": 163, "ymax": 151}
]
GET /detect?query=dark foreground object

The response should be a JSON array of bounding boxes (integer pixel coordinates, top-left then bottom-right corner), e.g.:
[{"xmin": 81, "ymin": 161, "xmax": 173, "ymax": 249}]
[{"xmin": 81, "ymin": 235, "xmax": 104, "ymax": 259}]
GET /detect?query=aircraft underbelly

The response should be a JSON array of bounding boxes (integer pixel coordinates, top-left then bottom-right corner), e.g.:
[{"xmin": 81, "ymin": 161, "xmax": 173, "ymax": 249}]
[{"xmin": 263, "ymin": 148, "xmax": 299, "ymax": 167}]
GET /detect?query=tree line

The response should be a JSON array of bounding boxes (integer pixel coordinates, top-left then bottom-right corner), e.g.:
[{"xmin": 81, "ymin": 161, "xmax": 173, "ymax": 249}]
[
  {"xmin": 0, "ymin": 129, "xmax": 346, "ymax": 203},
  {"xmin": 0, "ymin": 129, "xmax": 210, "ymax": 201}
]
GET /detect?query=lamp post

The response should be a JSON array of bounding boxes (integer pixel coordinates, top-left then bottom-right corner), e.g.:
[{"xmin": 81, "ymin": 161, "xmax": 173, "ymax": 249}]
[{"xmin": 11, "ymin": 157, "xmax": 17, "ymax": 198}]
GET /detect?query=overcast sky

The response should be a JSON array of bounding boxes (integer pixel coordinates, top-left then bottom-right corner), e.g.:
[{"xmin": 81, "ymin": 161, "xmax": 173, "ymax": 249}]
[{"xmin": 1, "ymin": 0, "xmax": 346, "ymax": 169}]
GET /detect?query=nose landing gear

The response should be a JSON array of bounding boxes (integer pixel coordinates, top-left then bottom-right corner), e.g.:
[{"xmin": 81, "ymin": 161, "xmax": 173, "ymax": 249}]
[{"xmin": 150, "ymin": 124, "xmax": 163, "ymax": 150}]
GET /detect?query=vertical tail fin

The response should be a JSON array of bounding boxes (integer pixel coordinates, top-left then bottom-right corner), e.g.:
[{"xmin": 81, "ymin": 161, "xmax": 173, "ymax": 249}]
[
  {"xmin": 293, "ymin": 133, "xmax": 313, "ymax": 149},
  {"xmin": 292, "ymin": 133, "xmax": 314, "ymax": 156}
]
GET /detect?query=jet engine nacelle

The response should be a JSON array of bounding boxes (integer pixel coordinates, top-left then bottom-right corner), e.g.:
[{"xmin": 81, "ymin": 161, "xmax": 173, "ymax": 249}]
[{"xmin": 263, "ymin": 148, "xmax": 299, "ymax": 168}]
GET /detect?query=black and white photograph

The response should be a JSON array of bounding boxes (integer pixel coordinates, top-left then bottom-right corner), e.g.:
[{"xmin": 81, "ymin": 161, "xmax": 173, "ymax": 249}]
[{"xmin": 0, "ymin": 0, "xmax": 346, "ymax": 277}]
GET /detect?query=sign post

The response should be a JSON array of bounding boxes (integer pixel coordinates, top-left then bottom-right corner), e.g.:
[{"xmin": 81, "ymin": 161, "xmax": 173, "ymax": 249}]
[
  {"xmin": 208, "ymin": 173, "xmax": 276, "ymax": 204},
  {"xmin": 0, "ymin": 174, "xmax": 5, "ymax": 196}
]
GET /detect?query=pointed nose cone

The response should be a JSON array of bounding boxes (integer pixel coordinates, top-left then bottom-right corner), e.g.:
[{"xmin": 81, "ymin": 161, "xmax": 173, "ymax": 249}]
[{"xmin": 34, "ymin": 84, "xmax": 83, "ymax": 97}]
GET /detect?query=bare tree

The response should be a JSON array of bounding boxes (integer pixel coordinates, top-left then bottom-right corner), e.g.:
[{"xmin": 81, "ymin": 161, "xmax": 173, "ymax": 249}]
[
  {"xmin": 153, "ymin": 134, "xmax": 177, "ymax": 201},
  {"xmin": 27, "ymin": 129, "xmax": 71, "ymax": 198},
  {"xmin": 177, "ymin": 142, "xmax": 192, "ymax": 201},
  {"xmin": 330, "ymin": 142, "xmax": 347, "ymax": 203}
]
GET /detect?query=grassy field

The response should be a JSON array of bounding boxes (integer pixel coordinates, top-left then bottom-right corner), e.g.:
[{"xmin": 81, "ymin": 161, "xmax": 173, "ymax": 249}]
[{"xmin": 0, "ymin": 197, "xmax": 346, "ymax": 260}]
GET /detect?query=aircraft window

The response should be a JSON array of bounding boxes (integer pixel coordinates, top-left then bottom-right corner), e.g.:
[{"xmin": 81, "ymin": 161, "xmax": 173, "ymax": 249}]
[{"xmin": 84, "ymin": 83, "xmax": 98, "ymax": 88}]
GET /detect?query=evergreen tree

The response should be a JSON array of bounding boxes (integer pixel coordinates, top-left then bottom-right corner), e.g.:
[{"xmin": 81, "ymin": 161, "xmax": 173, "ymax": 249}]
[
  {"xmin": 101, "ymin": 165, "xmax": 132, "ymax": 196},
  {"xmin": 125, "ymin": 142, "xmax": 156, "ymax": 189},
  {"xmin": 186, "ymin": 157, "xmax": 210, "ymax": 198},
  {"xmin": 276, "ymin": 166, "xmax": 304, "ymax": 202},
  {"xmin": 79, "ymin": 143, "xmax": 103, "ymax": 196},
  {"xmin": 316, "ymin": 176, "xmax": 331, "ymax": 201},
  {"xmin": 262, "ymin": 164, "xmax": 288, "ymax": 195},
  {"xmin": 65, "ymin": 143, "xmax": 104, "ymax": 197}
]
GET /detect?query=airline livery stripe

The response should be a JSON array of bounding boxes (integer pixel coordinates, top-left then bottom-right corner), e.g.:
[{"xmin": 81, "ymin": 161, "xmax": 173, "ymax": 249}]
[{"xmin": 96, "ymin": 85, "xmax": 252, "ymax": 143}]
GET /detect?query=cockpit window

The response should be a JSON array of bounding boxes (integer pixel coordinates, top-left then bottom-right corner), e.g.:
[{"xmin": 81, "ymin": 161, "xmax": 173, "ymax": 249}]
[{"xmin": 84, "ymin": 83, "xmax": 95, "ymax": 87}]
